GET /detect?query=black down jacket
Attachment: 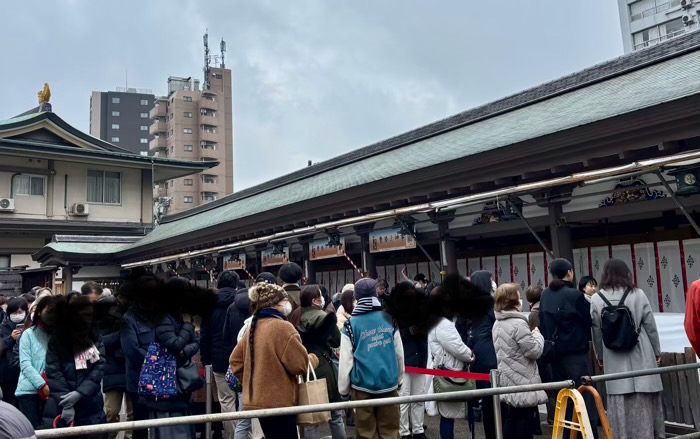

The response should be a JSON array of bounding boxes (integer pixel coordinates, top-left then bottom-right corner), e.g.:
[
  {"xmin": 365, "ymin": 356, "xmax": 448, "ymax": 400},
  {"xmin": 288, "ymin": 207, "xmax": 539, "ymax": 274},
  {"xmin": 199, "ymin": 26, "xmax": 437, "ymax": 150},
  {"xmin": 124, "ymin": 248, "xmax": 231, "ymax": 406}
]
[
  {"xmin": 201, "ymin": 287, "xmax": 238, "ymax": 373},
  {"xmin": 42, "ymin": 336, "xmax": 106, "ymax": 437}
]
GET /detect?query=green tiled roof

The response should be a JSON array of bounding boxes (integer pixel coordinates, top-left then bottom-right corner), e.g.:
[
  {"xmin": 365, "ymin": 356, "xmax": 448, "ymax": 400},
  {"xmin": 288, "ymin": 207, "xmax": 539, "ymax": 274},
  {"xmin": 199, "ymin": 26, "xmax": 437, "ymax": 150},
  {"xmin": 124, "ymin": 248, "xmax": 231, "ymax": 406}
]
[
  {"xmin": 45, "ymin": 241, "xmax": 131, "ymax": 255},
  {"xmin": 123, "ymin": 48, "xmax": 700, "ymax": 252}
]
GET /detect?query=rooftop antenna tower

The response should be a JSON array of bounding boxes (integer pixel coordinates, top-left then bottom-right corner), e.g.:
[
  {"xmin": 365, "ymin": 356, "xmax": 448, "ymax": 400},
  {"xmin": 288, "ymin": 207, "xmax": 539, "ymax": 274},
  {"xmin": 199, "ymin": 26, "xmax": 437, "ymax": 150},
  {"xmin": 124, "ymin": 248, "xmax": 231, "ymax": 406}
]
[
  {"xmin": 220, "ymin": 38, "xmax": 226, "ymax": 68},
  {"xmin": 203, "ymin": 30, "xmax": 211, "ymax": 90}
]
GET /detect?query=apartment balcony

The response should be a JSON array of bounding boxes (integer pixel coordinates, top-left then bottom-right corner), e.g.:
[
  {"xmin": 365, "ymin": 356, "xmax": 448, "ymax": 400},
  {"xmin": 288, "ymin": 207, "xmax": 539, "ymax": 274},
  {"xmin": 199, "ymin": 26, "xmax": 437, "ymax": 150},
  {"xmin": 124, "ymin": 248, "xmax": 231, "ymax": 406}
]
[
  {"xmin": 200, "ymin": 130, "xmax": 218, "ymax": 143},
  {"xmin": 150, "ymin": 104, "xmax": 167, "ymax": 119},
  {"xmin": 149, "ymin": 120, "xmax": 167, "ymax": 136},
  {"xmin": 199, "ymin": 114, "xmax": 217, "ymax": 126},
  {"xmin": 149, "ymin": 136, "xmax": 167, "ymax": 152}
]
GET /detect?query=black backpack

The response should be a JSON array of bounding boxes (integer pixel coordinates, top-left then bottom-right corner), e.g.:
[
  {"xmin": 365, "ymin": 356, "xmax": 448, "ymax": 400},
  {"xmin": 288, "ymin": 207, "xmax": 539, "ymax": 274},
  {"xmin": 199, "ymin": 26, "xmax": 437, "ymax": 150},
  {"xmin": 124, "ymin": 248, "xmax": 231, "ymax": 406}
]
[{"xmin": 598, "ymin": 288, "xmax": 640, "ymax": 351}]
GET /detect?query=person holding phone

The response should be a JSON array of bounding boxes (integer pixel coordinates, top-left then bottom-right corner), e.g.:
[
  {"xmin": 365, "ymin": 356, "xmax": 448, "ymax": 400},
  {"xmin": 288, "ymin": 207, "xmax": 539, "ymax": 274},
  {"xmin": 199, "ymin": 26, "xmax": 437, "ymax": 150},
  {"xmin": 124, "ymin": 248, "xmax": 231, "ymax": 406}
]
[{"xmin": 0, "ymin": 297, "xmax": 29, "ymax": 405}]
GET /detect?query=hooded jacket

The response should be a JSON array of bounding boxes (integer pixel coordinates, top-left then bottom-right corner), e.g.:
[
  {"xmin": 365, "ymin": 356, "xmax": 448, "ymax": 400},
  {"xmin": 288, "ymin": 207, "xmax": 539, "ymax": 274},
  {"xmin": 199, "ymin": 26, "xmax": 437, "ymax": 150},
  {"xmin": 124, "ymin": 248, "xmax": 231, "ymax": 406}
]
[
  {"xmin": 468, "ymin": 310, "xmax": 498, "ymax": 374},
  {"xmin": 297, "ymin": 307, "xmax": 342, "ymax": 402},
  {"xmin": 15, "ymin": 326, "xmax": 50, "ymax": 396},
  {"xmin": 224, "ymin": 289, "xmax": 251, "ymax": 353},
  {"xmin": 492, "ymin": 311, "xmax": 547, "ymax": 407},
  {"xmin": 96, "ymin": 297, "xmax": 126, "ymax": 393},
  {"xmin": 201, "ymin": 286, "xmax": 238, "ymax": 373},
  {"xmin": 539, "ymin": 280, "xmax": 592, "ymax": 356}
]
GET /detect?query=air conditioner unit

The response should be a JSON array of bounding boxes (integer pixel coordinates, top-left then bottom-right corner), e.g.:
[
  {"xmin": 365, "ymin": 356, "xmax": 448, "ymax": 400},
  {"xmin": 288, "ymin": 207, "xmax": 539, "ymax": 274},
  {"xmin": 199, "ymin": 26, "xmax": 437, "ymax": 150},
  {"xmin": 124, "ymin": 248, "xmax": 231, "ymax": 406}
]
[
  {"xmin": 683, "ymin": 14, "xmax": 696, "ymax": 25},
  {"xmin": 70, "ymin": 203, "xmax": 89, "ymax": 217},
  {"xmin": 0, "ymin": 198, "xmax": 15, "ymax": 212},
  {"xmin": 681, "ymin": 0, "xmax": 694, "ymax": 9}
]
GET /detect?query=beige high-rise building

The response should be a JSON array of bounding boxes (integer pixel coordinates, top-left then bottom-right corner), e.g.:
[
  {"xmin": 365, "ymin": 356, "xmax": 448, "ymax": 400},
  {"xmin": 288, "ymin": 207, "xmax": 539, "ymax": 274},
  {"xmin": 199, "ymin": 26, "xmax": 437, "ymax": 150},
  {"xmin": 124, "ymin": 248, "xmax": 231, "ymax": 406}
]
[{"xmin": 150, "ymin": 67, "xmax": 233, "ymax": 215}]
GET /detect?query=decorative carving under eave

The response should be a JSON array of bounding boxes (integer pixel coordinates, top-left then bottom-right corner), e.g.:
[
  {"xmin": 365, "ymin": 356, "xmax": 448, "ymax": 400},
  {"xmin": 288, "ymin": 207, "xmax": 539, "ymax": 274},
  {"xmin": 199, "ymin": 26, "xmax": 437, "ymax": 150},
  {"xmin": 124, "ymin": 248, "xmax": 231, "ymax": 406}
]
[
  {"xmin": 472, "ymin": 201, "xmax": 520, "ymax": 225},
  {"xmin": 599, "ymin": 177, "xmax": 666, "ymax": 208}
]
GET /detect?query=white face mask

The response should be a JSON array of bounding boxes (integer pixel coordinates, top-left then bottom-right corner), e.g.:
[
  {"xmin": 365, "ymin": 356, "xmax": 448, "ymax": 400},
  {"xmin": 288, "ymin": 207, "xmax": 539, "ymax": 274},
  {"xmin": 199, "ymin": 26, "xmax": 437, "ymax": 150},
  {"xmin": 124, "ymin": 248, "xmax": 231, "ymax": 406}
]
[
  {"xmin": 319, "ymin": 296, "xmax": 326, "ymax": 309},
  {"xmin": 10, "ymin": 312, "xmax": 26, "ymax": 324},
  {"xmin": 282, "ymin": 301, "xmax": 293, "ymax": 316},
  {"xmin": 491, "ymin": 280, "xmax": 498, "ymax": 296}
]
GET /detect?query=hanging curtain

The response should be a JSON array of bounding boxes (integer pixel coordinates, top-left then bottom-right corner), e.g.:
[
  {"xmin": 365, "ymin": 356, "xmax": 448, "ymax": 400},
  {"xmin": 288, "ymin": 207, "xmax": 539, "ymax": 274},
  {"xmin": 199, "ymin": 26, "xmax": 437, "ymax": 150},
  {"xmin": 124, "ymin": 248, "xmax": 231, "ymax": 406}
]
[
  {"xmin": 87, "ymin": 171, "xmax": 103, "ymax": 203},
  {"xmin": 104, "ymin": 172, "xmax": 121, "ymax": 204}
]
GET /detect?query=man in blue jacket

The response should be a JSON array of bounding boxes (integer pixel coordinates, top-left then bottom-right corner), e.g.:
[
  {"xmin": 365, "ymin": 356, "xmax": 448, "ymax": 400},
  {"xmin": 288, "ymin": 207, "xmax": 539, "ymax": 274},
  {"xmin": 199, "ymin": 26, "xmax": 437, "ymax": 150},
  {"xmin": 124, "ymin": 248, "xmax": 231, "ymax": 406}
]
[
  {"xmin": 200, "ymin": 270, "xmax": 240, "ymax": 439},
  {"xmin": 339, "ymin": 278, "xmax": 404, "ymax": 439}
]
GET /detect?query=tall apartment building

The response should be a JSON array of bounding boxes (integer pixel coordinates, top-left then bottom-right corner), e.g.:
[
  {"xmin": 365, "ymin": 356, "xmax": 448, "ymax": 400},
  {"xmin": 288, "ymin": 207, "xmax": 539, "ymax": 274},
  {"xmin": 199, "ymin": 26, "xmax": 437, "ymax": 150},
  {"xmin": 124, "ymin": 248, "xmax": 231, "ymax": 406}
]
[
  {"xmin": 89, "ymin": 89, "xmax": 155, "ymax": 155},
  {"xmin": 618, "ymin": 0, "xmax": 699, "ymax": 52},
  {"xmin": 150, "ymin": 67, "xmax": 233, "ymax": 214}
]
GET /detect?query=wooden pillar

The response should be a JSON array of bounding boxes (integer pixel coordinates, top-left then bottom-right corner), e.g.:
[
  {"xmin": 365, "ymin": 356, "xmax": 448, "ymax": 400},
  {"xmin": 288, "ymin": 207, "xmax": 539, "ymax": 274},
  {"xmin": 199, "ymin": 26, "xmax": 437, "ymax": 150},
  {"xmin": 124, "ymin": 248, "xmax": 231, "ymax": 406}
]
[
  {"xmin": 298, "ymin": 235, "xmax": 317, "ymax": 284},
  {"xmin": 430, "ymin": 211, "xmax": 457, "ymax": 277},
  {"xmin": 354, "ymin": 223, "xmax": 376, "ymax": 279},
  {"xmin": 549, "ymin": 202, "xmax": 574, "ymax": 264}
]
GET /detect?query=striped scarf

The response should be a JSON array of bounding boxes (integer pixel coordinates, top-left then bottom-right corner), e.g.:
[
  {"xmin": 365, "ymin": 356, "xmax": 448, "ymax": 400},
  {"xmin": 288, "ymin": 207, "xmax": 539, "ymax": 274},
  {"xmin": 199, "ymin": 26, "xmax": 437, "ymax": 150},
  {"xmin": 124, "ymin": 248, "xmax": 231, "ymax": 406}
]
[{"xmin": 352, "ymin": 297, "xmax": 383, "ymax": 316}]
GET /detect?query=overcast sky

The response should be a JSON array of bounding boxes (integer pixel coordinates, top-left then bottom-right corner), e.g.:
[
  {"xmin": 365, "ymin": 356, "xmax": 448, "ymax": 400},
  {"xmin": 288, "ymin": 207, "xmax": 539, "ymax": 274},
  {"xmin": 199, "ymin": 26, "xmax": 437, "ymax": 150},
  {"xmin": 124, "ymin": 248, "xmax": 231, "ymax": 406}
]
[{"xmin": 1, "ymin": 1, "xmax": 623, "ymax": 191}]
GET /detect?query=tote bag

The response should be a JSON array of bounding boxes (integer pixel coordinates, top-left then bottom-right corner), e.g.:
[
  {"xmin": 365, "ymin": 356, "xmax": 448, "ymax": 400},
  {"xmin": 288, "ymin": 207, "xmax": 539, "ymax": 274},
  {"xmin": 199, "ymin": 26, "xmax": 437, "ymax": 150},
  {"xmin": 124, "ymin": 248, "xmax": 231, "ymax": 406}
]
[{"xmin": 297, "ymin": 363, "xmax": 331, "ymax": 427}]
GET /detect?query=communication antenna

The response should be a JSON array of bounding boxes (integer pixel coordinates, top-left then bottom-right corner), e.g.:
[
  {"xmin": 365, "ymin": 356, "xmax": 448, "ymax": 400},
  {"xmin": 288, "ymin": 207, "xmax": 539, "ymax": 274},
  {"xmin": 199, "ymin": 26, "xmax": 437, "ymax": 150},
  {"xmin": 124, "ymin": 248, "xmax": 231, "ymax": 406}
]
[
  {"xmin": 203, "ymin": 29, "xmax": 211, "ymax": 90},
  {"xmin": 220, "ymin": 38, "xmax": 226, "ymax": 68}
]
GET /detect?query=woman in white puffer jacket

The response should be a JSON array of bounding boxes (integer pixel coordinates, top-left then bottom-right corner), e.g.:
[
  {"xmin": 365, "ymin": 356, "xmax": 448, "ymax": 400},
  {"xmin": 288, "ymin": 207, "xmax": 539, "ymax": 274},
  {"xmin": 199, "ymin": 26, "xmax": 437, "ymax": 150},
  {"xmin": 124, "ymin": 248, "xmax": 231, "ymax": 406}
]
[
  {"xmin": 427, "ymin": 305, "xmax": 473, "ymax": 439},
  {"xmin": 492, "ymin": 283, "xmax": 547, "ymax": 439}
]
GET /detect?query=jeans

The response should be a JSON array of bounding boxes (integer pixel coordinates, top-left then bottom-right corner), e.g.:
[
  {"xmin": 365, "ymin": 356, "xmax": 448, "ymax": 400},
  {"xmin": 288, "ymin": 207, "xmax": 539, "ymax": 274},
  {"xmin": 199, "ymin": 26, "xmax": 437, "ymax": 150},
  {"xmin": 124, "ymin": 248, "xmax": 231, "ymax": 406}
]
[
  {"xmin": 233, "ymin": 392, "xmax": 252, "ymax": 439},
  {"xmin": 16, "ymin": 394, "xmax": 42, "ymax": 428},
  {"xmin": 104, "ymin": 390, "xmax": 133, "ymax": 439},
  {"xmin": 399, "ymin": 373, "xmax": 427, "ymax": 436},
  {"xmin": 304, "ymin": 410, "xmax": 346, "ymax": 439},
  {"xmin": 213, "ymin": 372, "xmax": 238, "ymax": 439},
  {"xmin": 440, "ymin": 416, "xmax": 455, "ymax": 439},
  {"xmin": 258, "ymin": 414, "xmax": 298, "ymax": 439}
]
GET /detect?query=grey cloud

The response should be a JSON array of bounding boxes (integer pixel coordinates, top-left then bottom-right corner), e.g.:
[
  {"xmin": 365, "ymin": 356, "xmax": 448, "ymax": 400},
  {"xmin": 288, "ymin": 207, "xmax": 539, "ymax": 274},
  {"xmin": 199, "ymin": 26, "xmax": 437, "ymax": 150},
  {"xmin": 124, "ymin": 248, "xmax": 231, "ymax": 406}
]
[{"xmin": 0, "ymin": 0, "xmax": 622, "ymax": 190}]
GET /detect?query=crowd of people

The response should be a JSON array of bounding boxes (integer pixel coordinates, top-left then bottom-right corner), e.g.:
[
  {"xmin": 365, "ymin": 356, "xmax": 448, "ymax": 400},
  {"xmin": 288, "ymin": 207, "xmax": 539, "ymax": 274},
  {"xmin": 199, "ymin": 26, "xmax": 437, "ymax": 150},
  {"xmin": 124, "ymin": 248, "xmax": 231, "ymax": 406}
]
[{"xmin": 0, "ymin": 256, "xmax": 673, "ymax": 439}]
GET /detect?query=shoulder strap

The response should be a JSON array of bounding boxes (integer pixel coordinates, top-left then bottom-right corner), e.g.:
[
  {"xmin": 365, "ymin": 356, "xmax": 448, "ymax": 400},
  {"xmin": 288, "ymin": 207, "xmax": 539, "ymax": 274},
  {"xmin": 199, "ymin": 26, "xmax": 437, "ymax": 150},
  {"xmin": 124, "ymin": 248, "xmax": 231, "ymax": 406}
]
[
  {"xmin": 619, "ymin": 288, "xmax": 632, "ymax": 306},
  {"xmin": 597, "ymin": 291, "xmax": 614, "ymax": 307}
]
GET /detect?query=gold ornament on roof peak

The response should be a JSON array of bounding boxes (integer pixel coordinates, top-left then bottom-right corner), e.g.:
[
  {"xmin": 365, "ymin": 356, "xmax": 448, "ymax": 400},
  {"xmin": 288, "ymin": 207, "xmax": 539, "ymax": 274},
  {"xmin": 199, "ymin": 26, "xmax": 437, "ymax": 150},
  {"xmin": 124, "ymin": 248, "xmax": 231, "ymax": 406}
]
[{"xmin": 37, "ymin": 83, "xmax": 51, "ymax": 105}]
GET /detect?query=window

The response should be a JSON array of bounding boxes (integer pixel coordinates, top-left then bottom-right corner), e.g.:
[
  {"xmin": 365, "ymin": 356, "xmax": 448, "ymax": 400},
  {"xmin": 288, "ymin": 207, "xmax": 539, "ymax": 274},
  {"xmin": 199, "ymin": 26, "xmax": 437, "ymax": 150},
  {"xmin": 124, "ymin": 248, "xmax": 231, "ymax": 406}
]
[
  {"xmin": 140, "ymin": 125, "xmax": 148, "ymax": 131},
  {"xmin": 140, "ymin": 112, "xmax": 149, "ymax": 118},
  {"xmin": 184, "ymin": 145, "xmax": 193, "ymax": 152},
  {"xmin": 111, "ymin": 136, "xmax": 120, "ymax": 142},
  {"xmin": 140, "ymin": 99, "xmax": 149, "ymax": 105},
  {"xmin": 202, "ymin": 127, "xmax": 216, "ymax": 134},
  {"xmin": 184, "ymin": 196, "xmax": 193, "ymax": 203},
  {"xmin": 202, "ymin": 175, "xmax": 216, "ymax": 184},
  {"xmin": 202, "ymin": 192, "xmax": 217, "ymax": 201},
  {"xmin": 184, "ymin": 112, "xmax": 193, "ymax": 118},
  {"xmin": 14, "ymin": 175, "xmax": 44, "ymax": 196},
  {"xmin": 204, "ymin": 96, "xmax": 215, "ymax": 101},
  {"xmin": 201, "ymin": 142, "xmax": 216, "ymax": 150},
  {"xmin": 184, "ymin": 179, "xmax": 193, "ymax": 186},
  {"xmin": 111, "ymin": 124, "xmax": 120, "ymax": 129},
  {"xmin": 184, "ymin": 96, "xmax": 193, "ymax": 102},
  {"xmin": 140, "ymin": 138, "xmax": 148, "ymax": 144},
  {"xmin": 112, "ymin": 97, "xmax": 120, "ymax": 104},
  {"xmin": 0, "ymin": 256, "xmax": 9, "ymax": 269},
  {"xmin": 184, "ymin": 128, "xmax": 193, "ymax": 134},
  {"xmin": 112, "ymin": 111, "xmax": 120, "ymax": 117},
  {"xmin": 214, "ymin": 73, "xmax": 223, "ymax": 79},
  {"xmin": 170, "ymin": 146, "xmax": 174, "ymax": 153},
  {"xmin": 87, "ymin": 170, "xmax": 121, "ymax": 204},
  {"xmin": 665, "ymin": 18, "xmax": 684, "ymax": 36}
]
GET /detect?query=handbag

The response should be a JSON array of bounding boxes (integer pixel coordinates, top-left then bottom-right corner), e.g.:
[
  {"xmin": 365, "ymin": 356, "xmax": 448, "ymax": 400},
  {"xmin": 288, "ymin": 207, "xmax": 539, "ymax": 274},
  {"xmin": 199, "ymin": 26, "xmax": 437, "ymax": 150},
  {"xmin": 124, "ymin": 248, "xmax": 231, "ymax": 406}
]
[
  {"xmin": 432, "ymin": 365, "xmax": 476, "ymax": 394},
  {"xmin": 297, "ymin": 363, "xmax": 331, "ymax": 427},
  {"xmin": 138, "ymin": 329, "xmax": 178, "ymax": 399},
  {"xmin": 177, "ymin": 361, "xmax": 204, "ymax": 394},
  {"xmin": 225, "ymin": 365, "xmax": 242, "ymax": 392}
]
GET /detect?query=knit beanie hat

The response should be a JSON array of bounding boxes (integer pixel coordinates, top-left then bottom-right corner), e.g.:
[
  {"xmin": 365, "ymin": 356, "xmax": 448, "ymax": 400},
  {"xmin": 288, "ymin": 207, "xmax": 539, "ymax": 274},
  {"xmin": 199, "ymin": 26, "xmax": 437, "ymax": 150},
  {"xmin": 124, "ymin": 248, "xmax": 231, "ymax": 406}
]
[
  {"xmin": 249, "ymin": 283, "xmax": 287, "ymax": 310},
  {"xmin": 354, "ymin": 278, "xmax": 378, "ymax": 300},
  {"xmin": 341, "ymin": 283, "xmax": 354, "ymax": 294},
  {"xmin": 549, "ymin": 258, "xmax": 573, "ymax": 280}
]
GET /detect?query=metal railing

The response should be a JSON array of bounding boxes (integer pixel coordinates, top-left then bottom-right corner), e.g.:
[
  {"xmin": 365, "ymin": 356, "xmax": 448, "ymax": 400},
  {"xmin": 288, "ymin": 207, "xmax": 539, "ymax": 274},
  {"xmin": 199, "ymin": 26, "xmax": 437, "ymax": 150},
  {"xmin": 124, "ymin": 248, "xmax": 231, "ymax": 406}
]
[
  {"xmin": 33, "ymin": 361, "xmax": 700, "ymax": 439},
  {"xmin": 34, "ymin": 379, "xmax": 576, "ymax": 438}
]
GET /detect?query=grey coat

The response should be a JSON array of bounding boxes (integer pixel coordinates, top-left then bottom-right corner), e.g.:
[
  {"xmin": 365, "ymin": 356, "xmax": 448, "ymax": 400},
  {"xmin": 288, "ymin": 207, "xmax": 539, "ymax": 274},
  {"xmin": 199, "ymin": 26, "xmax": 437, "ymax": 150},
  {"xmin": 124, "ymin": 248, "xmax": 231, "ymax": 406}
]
[
  {"xmin": 591, "ymin": 288, "xmax": 663, "ymax": 395},
  {"xmin": 492, "ymin": 311, "xmax": 548, "ymax": 408}
]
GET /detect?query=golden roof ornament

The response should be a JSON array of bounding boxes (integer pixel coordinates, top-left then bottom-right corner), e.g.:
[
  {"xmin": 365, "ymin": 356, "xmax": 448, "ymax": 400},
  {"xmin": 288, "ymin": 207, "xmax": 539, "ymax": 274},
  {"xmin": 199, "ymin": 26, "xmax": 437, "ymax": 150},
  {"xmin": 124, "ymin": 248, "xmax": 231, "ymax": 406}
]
[{"xmin": 37, "ymin": 83, "xmax": 51, "ymax": 105}]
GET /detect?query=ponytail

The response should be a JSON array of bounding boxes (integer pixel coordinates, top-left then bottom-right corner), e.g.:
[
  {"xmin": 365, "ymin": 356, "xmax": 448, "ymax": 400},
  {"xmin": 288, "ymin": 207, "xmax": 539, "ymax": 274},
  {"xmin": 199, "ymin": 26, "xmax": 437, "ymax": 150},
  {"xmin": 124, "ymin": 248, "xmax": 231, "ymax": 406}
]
[{"xmin": 247, "ymin": 311, "xmax": 260, "ymax": 399}]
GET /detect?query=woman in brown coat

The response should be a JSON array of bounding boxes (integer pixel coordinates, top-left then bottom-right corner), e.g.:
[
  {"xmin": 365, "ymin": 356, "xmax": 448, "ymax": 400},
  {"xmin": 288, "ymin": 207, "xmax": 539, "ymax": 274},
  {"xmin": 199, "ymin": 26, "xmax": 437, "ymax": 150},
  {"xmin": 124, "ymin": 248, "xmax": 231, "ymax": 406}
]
[{"xmin": 230, "ymin": 283, "xmax": 318, "ymax": 439}]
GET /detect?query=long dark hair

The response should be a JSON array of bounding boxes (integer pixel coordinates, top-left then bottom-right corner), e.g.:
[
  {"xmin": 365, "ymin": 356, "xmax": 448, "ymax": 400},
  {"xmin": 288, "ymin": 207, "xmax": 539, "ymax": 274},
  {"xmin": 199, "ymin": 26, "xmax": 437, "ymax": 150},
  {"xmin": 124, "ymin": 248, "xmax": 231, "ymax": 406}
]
[
  {"xmin": 300, "ymin": 285, "xmax": 321, "ymax": 308},
  {"xmin": 599, "ymin": 258, "xmax": 636, "ymax": 291},
  {"xmin": 54, "ymin": 296, "xmax": 98, "ymax": 354},
  {"xmin": 30, "ymin": 295, "xmax": 64, "ymax": 329},
  {"xmin": 340, "ymin": 289, "xmax": 355, "ymax": 315}
]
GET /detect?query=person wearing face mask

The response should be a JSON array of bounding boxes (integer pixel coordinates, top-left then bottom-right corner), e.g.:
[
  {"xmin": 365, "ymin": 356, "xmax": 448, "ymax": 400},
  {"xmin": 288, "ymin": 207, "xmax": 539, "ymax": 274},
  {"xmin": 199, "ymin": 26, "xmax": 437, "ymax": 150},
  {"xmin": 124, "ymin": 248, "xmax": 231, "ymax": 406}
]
[
  {"xmin": 0, "ymin": 297, "xmax": 29, "ymax": 405},
  {"xmin": 296, "ymin": 285, "xmax": 345, "ymax": 439},
  {"xmin": 492, "ymin": 284, "xmax": 547, "ymax": 439},
  {"xmin": 42, "ymin": 297, "xmax": 106, "ymax": 438},
  {"xmin": 15, "ymin": 296, "xmax": 62, "ymax": 428},
  {"xmin": 230, "ymin": 283, "xmax": 319, "ymax": 439}
]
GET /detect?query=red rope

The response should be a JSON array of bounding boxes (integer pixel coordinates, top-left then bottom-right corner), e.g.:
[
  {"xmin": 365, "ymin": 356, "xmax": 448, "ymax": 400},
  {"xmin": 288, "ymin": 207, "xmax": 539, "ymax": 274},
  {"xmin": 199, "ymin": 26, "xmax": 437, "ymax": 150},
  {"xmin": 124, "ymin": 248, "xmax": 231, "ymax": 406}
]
[
  {"xmin": 405, "ymin": 366, "xmax": 490, "ymax": 382},
  {"xmin": 343, "ymin": 250, "xmax": 364, "ymax": 277}
]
